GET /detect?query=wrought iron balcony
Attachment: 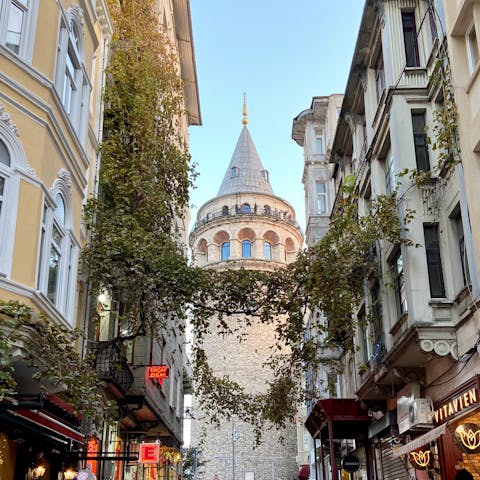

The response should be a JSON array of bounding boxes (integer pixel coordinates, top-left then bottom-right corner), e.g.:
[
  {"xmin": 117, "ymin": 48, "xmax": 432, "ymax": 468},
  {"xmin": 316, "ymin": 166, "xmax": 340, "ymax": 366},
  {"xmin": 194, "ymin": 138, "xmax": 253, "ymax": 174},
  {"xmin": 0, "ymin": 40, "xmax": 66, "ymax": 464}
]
[{"xmin": 95, "ymin": 341, "xmax": 134, "ymax": 393}]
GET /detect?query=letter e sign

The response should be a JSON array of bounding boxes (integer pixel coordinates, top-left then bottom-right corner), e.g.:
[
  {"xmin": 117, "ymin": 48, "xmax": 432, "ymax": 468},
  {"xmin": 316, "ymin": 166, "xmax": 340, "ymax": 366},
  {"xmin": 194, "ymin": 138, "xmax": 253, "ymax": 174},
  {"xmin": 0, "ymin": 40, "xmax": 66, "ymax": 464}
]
[{"xmin": 139, "ymin": 443, "xmax": 160, "ymax": 464}]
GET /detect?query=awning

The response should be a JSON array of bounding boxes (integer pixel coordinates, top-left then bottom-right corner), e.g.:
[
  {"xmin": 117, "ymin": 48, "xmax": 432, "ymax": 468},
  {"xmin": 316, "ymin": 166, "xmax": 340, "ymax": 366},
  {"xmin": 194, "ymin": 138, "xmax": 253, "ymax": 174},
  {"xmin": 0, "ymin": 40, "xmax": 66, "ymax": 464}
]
[
  {"xmin": 46, "ymin": 395, "xmax": 79, "ymax": 417},
  {"xmin": 298, "ymin": 465, "xmax": 310, "ymax": 479},
  {"xmin": 392, "ymin": 423, "xmax": 446, "ymax": 458},
  {"xmin": 305, "ymin": 398, "xmax": 369, "ymax": 439},
  {"xmin": 8, "ymin": 408, "xmax": 84, "ymax": 443}
]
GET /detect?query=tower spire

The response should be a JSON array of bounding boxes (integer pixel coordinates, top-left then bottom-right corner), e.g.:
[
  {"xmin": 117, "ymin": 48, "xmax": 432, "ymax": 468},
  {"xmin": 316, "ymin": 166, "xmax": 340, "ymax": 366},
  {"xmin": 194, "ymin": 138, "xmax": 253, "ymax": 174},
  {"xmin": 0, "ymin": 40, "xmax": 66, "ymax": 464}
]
[{"xmin": 242, "ymin": 92, "xmax": 248, "ymax": 126}]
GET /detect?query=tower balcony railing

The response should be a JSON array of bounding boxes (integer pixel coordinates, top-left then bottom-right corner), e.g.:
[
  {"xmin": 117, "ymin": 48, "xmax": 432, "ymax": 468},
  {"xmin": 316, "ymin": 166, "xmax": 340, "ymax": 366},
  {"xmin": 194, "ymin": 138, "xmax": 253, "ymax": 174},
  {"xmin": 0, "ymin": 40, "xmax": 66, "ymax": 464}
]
[{"xmin": 193, "ymin": 205, "xmax": 300, "ymax": 230}]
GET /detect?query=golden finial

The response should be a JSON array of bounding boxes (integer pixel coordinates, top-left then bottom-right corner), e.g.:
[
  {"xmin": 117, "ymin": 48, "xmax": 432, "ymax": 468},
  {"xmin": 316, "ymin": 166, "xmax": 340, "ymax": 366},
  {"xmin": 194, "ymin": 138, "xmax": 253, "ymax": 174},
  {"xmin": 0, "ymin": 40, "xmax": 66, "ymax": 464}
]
[{"xmin": 242, "ymin": 92, "xmax": 248, "ymax": 126}]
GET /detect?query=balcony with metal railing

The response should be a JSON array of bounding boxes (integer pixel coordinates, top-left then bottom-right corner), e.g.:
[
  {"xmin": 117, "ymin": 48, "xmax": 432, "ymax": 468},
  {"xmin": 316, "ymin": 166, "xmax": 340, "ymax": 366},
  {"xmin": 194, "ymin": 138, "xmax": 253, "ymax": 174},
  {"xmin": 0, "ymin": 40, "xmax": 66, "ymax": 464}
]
[
  {"xmin": 95, "ymin": 341, "xmax": 134, "ymax": 393},
  {"xmin": 192, "ymin": 203, "xmax": 300, "ymax": 230}
]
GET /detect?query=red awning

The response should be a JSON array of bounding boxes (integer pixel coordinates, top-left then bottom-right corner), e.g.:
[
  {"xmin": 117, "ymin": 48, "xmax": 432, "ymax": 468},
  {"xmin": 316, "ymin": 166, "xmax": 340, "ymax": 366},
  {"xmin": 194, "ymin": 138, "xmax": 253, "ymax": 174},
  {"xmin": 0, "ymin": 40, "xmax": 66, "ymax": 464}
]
[
  {"xmin": 305, "ymin": 398, "xmax": 369, "ymax": 439},
  {"xmin": 10, "ymin": 409, "xmax": 84, "ymax": 443},
  {"xmin": 298, "ymin": 464, "xmax": 310, "ymax": 479},
  {"xmin": 46, "ymin": 395, "xmax": 79, "ymax": 417}
]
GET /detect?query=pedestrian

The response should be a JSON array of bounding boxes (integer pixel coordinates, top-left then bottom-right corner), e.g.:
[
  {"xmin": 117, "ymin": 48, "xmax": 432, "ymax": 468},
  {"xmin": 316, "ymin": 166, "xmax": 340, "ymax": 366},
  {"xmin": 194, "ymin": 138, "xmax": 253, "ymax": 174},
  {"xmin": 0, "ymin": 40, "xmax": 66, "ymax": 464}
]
[{"xmin": 455, "ymin": 460, "xmax": 474, "ymax": 480}]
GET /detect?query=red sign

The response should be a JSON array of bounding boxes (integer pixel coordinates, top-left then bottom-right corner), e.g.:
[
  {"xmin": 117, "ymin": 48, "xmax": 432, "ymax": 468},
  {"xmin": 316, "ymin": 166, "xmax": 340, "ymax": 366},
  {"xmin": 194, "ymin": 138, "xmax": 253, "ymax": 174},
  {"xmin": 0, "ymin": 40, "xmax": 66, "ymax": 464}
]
[
  {"xmin": 139, "ymin": 442, "xmax": 160, "ymax": 464},
  {"xmin": 86, "ymin": 437, "xmax": 99, "ymax": 475},
  {"xmin": 146, "ymin": 366, "xmax": 169, "ymax": 384}
]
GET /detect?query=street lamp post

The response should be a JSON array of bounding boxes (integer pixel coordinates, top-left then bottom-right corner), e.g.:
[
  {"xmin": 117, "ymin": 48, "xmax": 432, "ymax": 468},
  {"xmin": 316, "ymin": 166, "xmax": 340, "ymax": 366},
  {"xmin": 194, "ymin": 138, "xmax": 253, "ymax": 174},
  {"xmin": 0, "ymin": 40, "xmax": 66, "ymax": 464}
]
[{"xmin": 231, "ymin": 418, "xmax": 239, "ymax": 480}]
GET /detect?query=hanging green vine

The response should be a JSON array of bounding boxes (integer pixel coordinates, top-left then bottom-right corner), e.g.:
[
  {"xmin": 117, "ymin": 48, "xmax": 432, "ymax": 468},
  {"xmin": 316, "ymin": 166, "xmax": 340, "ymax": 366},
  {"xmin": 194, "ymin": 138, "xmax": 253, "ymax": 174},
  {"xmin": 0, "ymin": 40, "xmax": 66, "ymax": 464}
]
[
  {"xmin": 400, "ymin": 49, "xmax": 460, "ymax": 190},
  {"xmin": 82, "ymin": 0, "xmax": 197, "ymax": 338},
  {"xmin": 78, "ymin": 0, "xmax": 413, "ymax": 435},
  {"xmin": 0, "ymin": 300, "xmax": 116, "ymax": 426},
  {"xmin": 429, "ymin": 50, "xmax": 461, "ymax": 175}
]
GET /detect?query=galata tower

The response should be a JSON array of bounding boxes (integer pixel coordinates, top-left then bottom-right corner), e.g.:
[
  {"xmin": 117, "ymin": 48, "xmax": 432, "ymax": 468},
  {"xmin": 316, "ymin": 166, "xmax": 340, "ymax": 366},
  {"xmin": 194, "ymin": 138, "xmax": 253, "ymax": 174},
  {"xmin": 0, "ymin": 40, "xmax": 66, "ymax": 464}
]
[{"xmin": 189, "ymin": 100, "xmax": 304, "ymax": 480}]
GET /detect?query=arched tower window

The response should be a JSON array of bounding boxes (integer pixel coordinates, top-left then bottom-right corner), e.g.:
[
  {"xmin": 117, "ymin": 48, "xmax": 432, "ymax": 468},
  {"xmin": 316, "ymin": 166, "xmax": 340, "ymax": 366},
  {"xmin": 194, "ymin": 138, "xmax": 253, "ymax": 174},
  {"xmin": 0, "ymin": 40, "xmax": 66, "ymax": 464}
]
[
  {"xmin": 221, "ymin": 242, "xmax": 230, "ymax": 261},
  {"xmin": 197, "ymin": 238, "xmax": 208, "ymax": 263},
  {"xmin": 242, "ymin": 240, "xmax": 252, "ymax": 258},
  {"xmin": 263, "ymin": 242, "xmax": 271, "ymax": 260},
  {"xmin": 231, "ymin": 166, "xmax": 239, "ymax": 178},
  {"xmin": 241, "ymin": 203, "xmax": 251, "ymax": 213},
  {"xmin": 222, "ymin": 205, "xmax": 229, "ymax": 216},
  {"xmin": 285, "ymin": 237, "xmax": 296, "ymax": 263}
]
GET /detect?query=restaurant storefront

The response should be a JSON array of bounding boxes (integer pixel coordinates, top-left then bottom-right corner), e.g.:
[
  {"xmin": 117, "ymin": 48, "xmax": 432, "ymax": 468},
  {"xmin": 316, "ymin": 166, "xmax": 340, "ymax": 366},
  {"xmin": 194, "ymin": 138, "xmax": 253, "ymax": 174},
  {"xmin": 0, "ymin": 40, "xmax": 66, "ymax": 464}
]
[
  {"xmin": 393, "ymin": 375, "xmax": 480, "ymax": 479},
  {"xmin": 0, "ymin": 395, "xmax": 84, "ymax": 480}
]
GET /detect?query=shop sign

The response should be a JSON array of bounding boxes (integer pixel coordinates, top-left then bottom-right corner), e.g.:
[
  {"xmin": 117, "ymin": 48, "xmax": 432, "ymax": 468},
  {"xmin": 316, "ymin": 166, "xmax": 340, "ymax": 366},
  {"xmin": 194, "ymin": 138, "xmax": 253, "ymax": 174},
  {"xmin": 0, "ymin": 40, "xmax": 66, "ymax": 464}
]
[
  {"xmin": 86, "ymin": 438, "xmax": 99, "ymax": 475},
  {"xmin": 433, "ymin": 387, "xmax": 478, "ymax": 423},
  {"xmin": 146, "ymin": 366, "xmax": 169, "ymax": 384},
  {"xmin": 341, "ymin": 454, "xmax": 360, "ymax": 473},
  {"xmin": 454, "ymin": 423, "xmax": 480, "ymax": 454},
  {"xmin": 409, "ymin": 449, "xmax": 433, "ymax": 470},
  {"xmin": 139, "ymin": 442, "xmax": 160, "ymax": 464}
]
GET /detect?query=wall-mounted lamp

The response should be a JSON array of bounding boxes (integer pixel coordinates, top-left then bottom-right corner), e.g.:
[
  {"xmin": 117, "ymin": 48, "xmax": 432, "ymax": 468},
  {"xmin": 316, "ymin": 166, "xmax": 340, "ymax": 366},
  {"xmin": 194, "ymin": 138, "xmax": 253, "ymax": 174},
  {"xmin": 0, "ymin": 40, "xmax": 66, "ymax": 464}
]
[
  {"xmin": 96, "ymin": 293, "xmax": 108, "ymax": 314},
  {"xmin": 32, "ymin": 464, "xmax": 46, "ymax": 479},
  {"xmin": 63, "ymin": 469, "xmax": 76, "ymax": 480}
]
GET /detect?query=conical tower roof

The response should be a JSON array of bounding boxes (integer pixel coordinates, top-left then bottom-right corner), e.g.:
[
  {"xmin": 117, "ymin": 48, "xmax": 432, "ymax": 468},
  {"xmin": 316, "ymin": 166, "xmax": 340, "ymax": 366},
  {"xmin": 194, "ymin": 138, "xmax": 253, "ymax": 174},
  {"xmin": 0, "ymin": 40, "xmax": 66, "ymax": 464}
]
[{"xmin": 217, "ymin": 97, "xmax": 274, "ymax": 196}]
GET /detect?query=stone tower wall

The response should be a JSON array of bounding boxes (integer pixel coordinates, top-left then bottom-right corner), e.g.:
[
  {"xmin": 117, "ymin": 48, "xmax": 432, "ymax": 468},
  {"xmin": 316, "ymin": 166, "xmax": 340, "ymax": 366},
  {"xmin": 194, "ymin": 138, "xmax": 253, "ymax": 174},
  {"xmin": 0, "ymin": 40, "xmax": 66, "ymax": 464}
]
[{"xmin": 190, "ymin": 191, "xmax": 303, "ymax": 480}]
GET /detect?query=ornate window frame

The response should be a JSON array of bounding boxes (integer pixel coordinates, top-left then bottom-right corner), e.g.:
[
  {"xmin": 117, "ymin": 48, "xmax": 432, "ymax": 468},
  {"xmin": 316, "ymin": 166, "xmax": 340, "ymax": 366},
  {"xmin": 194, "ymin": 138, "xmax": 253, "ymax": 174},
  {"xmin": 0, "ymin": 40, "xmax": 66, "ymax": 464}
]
[
  {"xmin": 37, "ymin": 169, "xmax": 79, "ymax": 324},
  {"xmin": 0, "ymin": 0, "xmax": 39, "ymax": 61},
  {"xmin": 0, "ymin": 106, "xmax": 27, "ymax": 277},
  {"xmin": 54, "ymin": 6, "xmax": 91, "ymax": 143}
]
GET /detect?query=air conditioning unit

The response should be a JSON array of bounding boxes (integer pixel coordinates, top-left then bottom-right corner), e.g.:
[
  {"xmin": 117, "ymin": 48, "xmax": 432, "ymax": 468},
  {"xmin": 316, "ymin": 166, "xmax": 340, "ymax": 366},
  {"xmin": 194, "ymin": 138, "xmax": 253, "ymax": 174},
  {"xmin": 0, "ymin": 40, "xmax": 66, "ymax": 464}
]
[
  {"xmin": 397, "ymin": 383, "xmax": 433, "ymax": 433},
  {"xmin": 409, "ymin": 398, "xmax": 433, "ymax": 430}
]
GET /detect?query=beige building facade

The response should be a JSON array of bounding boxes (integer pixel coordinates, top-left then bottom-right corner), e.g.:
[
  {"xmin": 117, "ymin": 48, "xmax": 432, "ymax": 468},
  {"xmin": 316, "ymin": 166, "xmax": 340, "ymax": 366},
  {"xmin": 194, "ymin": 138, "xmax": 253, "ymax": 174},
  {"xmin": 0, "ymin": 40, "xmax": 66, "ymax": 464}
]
[
  {"xmin": 0, "ymin": 2, "xmax": 200, "ymax": 480},
  {"xmin": 0, "ymin": 0, "xmax": 112, "ymax": 479},
  {"xmin": 0, "ymin": 0, "xmax": 111, "ymax": 325},
  {"xmin": 190, "ymin": 111, "xmax": 303, "ymax": 480}
]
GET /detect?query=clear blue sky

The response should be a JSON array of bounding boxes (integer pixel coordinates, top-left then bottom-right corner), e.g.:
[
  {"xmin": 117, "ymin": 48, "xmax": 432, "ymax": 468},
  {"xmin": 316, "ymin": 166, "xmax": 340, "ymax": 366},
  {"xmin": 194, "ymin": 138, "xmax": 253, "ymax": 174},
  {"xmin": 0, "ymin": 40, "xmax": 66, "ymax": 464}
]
[{"xmin": 188, "ymin": 1, "xmax": 365, "ymax": 233}]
